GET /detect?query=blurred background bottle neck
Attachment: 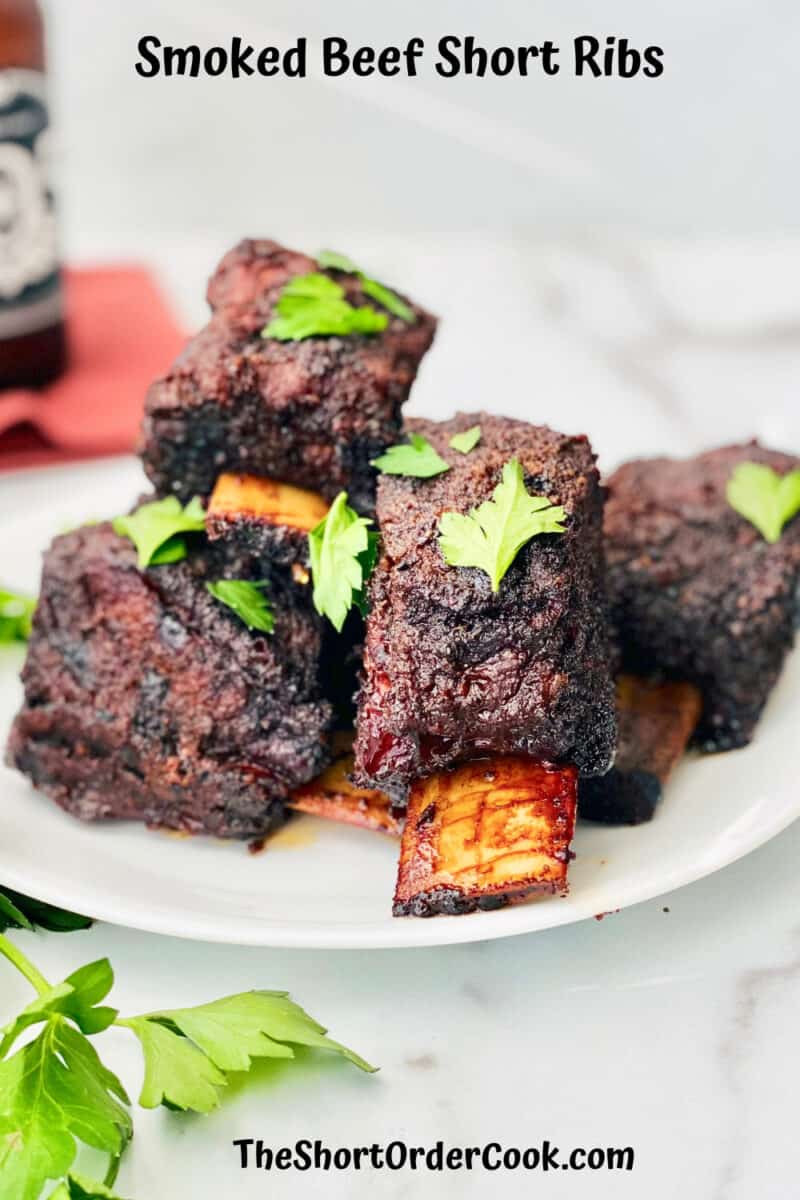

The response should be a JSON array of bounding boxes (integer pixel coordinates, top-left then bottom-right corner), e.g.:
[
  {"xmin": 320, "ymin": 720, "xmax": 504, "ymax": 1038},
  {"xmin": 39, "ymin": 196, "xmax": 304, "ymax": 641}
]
[{"xmin": 0, "ymin": 0, "xmax": 66, "ymax": 389}]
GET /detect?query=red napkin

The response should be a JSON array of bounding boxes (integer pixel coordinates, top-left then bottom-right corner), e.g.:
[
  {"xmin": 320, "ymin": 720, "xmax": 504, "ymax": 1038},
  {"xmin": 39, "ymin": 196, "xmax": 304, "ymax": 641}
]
[{"xmin": 0, "ymin": 266, "xmax": 186, "ymax": 471}]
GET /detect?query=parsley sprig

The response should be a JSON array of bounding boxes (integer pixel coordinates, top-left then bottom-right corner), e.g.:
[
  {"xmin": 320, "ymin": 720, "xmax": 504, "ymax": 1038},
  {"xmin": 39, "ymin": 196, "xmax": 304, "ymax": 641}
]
[
  {"xmin": 371, "ymin": 433, "xmax": 450, "ymax": 479},
  {"xmin": 438, "ymin": 459, "xmax": 567, "ymax": 591},
  {"xmin": 308, "ymin": 493, "xmax": 378, "ymax": 631},
  {"xmin": 112, "ymin": 497, "xmax": 206, "ymax": 569},
  {"xmin": 262, "ymin": 273, "xmax": 388, "ymax": 342},
  {"xmin": 449, "ymin": 425, "xmax": 481, "ymax": 455},
  {"xmin": 317, "ymin": 250, "xmax": 416, "ymax": 323},
  {"xmin": 0, "ymin": 889, "xmax": 92, "ymax": 935},
  {"xmin": 206, "ymin": 580, "xmax": 274, "ymax": 634},
  {"xmin": 0, "ymin": 588, "xmax": 36, "ymax": 643},
  {"xmin": 726, "ymin": 461, "xmax": 800, "ymax": 544},
  {"xmin": 0, "ymin": 915, "xmax": 374, "ymax": 1198},
  {"xmin": 48, "ymin": 1173, "xmax": 129, "ymax": 1199}
]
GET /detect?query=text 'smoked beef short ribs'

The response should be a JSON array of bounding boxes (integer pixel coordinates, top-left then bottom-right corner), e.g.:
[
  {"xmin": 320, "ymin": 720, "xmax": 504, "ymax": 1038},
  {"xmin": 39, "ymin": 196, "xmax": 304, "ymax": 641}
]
[
  {"xmin": 353, "ymin": 413, "xmax": 618, "ymax": 792},
  {"xmin": 604, "ymin": 442, "xmax": 800, "ymax": 752},
  {"xmin": 140, "ymin": 239, "xmax": 437, "ymax": 514},
  {"xmin": 6, "ymin": 524, "xmax": 333, "ymax": 838}
]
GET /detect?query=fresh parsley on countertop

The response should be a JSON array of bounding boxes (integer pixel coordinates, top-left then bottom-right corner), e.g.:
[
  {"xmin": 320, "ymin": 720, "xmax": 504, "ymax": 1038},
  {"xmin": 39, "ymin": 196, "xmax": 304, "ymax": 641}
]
[
  {"xmin": 47, "ymin": 1172, "xmax": 129, "ymax": 1199},
  {"xmin": 112, "ymin": 496, "xmax": 206, "ymax": 569},
  {"xmin": 0, "ymin": 589, "xmax": 36, "ymax": 643},
  {"xmin": 206, "ymin": 579, "xmax": 274, "ymax": 634},
  {"xmin": 308, "ymin": 492, "xmax": 377, "ymax": 631},
  {"xmin": 0, "ymin": 889, "xmax": 92, "ymax": 935},
  {"xmin": 726, "ymin": 461, "xmax": 800, "ymax": 544},
  {"xmin": 371, "ymin": 433, "xmax": 450, "ymax": 479},
  {"xmin": 317, "ymin": 250, "xmax": 416, "ymax": 323},
  {"xmin": 438, "ymin": 458, "xmax": 567, "ymax": 591},
  {"xmin": 262, "ymin": 272, "xmax": 388, "ymax": 342},
  {"xmin": 0, "ymin": 903, "xmax": 375, "ymax": 1200},
  {"xmin": 449, "ymin": 425, "xmax": 482, "ymax": 455}
]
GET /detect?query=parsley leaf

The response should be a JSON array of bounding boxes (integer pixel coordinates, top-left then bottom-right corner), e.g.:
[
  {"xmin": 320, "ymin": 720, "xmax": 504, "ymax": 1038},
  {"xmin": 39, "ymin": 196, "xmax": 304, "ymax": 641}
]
[
  {"xmin": 262, "ymin": 273, "xmax": 388, "ymax": 342},
  {"xmin": 371, "ymin": 433, "xmax": 450, "ymax": 479},
  {"xmin": 122, "ymin": 1018, "xmax": 224, "ymax": 1113},
  {"xmin": 317, "ymin": 250, "xmax": 415, "ymax": 323},
  {"xmin": 121, "ymin": 991, "xmax": 375, "ymax": 1113},
  {"xmin": 449, "ymin": 425, "xmax": 481, "ymax": 455},
  {"xmin": 726, "ymin": 461, "xmax": 800, "ymax": 544},
  {"xmin": 206, "ymin": 580, "xmax": 274, "ymax": 634},
  {"xmin": 354, "ymin": 530, "xmax": 381, "ymax": 618},
  {"xmin": 0, "ymin": 589, "xmax": 36, "ymax": 643},
  {"xmin": 0, "ymin": 889, "xmax": 92, "ymax": 934},
  {"xmin": 1, "ymin": 960, "xmax": 117, "ymax": 1059},
  {"xmin": 308, "ymin": 493, "xmax": 375, "ymax": 631},
  {"xmin": 48, "ymin": 1174, "xmax": 129, "ymax": 1200},
  {"xmin": 438, "ymin": 458, "xmax": 567, "ymax": 591},
  {"xmin": 0, "ymin": 1020, "xmax": 131, "ymax": 1200},
  {"xmin": 112, "ymin": 497, "xmax": 206, "ymax": 570}
]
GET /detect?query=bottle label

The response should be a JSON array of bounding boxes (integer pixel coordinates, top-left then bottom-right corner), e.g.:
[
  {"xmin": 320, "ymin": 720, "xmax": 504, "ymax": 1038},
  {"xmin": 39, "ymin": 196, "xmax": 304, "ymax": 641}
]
[{"xmin": 0, "ymin": 68, "xmax": 61, "ymax": 338}]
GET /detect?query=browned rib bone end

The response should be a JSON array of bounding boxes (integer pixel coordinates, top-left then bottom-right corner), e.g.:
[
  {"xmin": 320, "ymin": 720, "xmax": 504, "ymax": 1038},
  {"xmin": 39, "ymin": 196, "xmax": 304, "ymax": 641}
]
[
  {"xmin": 394, "ymin": 757, "xmax": 578, "ymax": 918},
  {"xmin": 290, "ymin": 735, "xmax": 403, "ymax": 837},
  {"xmin": 208, "ymin": 473, "xmax": 330, "ymax": 533}
]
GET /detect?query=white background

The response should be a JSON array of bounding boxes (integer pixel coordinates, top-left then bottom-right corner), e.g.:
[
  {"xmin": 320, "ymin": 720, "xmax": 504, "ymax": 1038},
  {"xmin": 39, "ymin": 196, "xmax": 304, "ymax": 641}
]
[{"xmin": 45, "ymin": 0, "xmax": 800, "ymax": 243}]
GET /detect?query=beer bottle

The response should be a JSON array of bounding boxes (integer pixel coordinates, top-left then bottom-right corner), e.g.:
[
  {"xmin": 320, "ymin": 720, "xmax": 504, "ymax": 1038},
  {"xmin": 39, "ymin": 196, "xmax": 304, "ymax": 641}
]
[{"xmin": 0, "ymin": 0, "xmax": 66, "ymax": 388}]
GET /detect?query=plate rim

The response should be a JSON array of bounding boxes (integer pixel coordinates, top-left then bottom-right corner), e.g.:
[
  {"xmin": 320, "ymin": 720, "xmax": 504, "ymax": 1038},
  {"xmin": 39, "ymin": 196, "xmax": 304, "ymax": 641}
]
[{"xmin": 0, "ymin": 802, "xmax": 796, "ymax": 949}]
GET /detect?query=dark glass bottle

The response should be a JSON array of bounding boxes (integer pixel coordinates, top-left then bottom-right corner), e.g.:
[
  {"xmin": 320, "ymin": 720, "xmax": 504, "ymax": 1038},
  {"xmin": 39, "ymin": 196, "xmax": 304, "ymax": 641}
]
[{"xmin": 0, "ymin": 0, "xmax": 66, "ymax": 388}]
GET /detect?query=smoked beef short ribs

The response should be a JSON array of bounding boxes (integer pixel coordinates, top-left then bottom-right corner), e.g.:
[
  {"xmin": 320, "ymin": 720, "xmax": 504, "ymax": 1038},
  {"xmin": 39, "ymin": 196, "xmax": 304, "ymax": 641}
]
[
  {"xmin": 6, "ymin": 523, "xmax": 332, "ymax": 838},
  {"xmin": 353, "ymin": 413, "xmax": 617, "ymax": 793},
  {"xmin": 605, "ymin": 442, "xmax": 800, "ymax": 752},
  {"xmin": 140, "ymin": 239, "xmax": 437, "ymax": 514}
]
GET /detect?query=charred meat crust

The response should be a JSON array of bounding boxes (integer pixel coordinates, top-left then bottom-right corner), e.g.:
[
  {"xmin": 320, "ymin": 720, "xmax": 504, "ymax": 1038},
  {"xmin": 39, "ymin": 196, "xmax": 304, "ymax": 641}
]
[
  {"xmin": 353, "ymin": 413, "xmax": 617, "ymax": 790},
  {"xmin": 393, "ymin": 757, "xmax": 578, "ymax": 917},
  {"xmin": 604, "ymin": 442, "xmax": 800, "ymax": 753},
  {"xmin": 6, "ymin": 523, "xmax": 333, "ymax": 838},
  {"xmin": 579, "ymin": 676, "xmax": 702, "ymax": 825},
  {"xmin": 139, "ymin": 239, "xmax": 437, "ymax": 514}
]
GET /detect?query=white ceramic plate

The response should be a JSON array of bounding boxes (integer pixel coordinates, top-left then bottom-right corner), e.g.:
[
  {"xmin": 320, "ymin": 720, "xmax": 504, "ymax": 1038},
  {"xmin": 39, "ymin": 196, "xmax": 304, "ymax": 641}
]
[{"xmin": 0, "ymin": 457, "xmax": 798, "ymax": 949}]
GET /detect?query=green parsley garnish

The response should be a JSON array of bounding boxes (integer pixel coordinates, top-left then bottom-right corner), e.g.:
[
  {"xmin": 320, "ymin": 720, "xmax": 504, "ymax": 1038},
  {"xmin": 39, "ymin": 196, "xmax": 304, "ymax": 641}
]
[
  {"xmin": 308, "ymin": 492, "xmax": 376, "ymax": 631},
  {"xmin": 0, "ymin": 1013, "xmax": 132, "ymax": 1200},
  {"xmin": 261, "ymin": 273, "xmax": 388, "ymax": 342},
  {"xmin": 438, "ymin": 458, "xmax": 567, "ymax": 591},
  {"xmin": 0, "ymin": 888, "xmax": 92, "ymax": 935},
  {"xmin": 449, "ymin": 425, "xmax": 481, "ymax": 455},
  {"xmin": 726, "ymin": 461, "xmax": 800, "ymax": 544},
  {"xmin": 371, "ymin": 433, "xmax": 450, "ymax": 479},
  {"xmin": 112, "ymin": 496, "xmax": 206, "ymax": 569},
  {"xmin": 0, "ymin": 589, "xmax": 36, "ymax": 643},
  {"xmin": 48, "ymin": 1173, "xmax": 129, "ymax": 1199},
  {"xmin": 0, "ymin": 925, "xmax": 374, "ymax": 1198},
  {"xmin": 206, "ymin": 580, "xmax": 274, "ymax": 634},
  {"xmin": 119, "ymin": 992, "xmax": 374, "ymax": 1113},
  {"xmin": 317, "ymin": 250, "xmax": 416, "ymax": 323}
]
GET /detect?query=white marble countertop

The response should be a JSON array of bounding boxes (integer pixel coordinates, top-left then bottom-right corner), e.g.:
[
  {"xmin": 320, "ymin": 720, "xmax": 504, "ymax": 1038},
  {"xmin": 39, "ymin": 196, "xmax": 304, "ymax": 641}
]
[
  {"xmin": 8, "ymin": 821, "xmax": 799, "ymax": 1199},
  {"xmin": 3, "ymin": 233, "xmax": 799, "ymax": 1198}
]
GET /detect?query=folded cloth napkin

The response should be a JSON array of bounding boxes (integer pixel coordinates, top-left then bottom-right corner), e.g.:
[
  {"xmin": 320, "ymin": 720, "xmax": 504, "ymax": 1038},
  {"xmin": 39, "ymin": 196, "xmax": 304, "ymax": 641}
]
[{"xmin": 0, "ymin": 265, "xmax": 185, "ymax": 471}]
